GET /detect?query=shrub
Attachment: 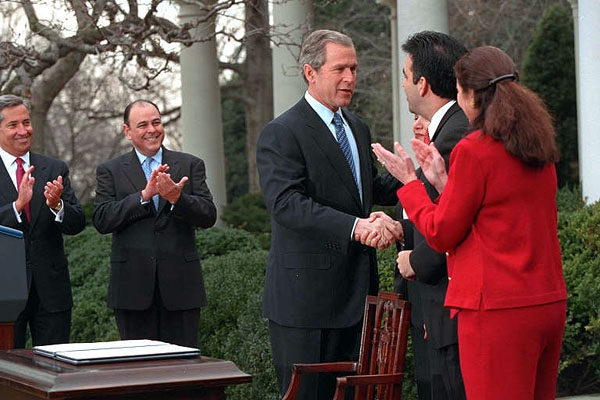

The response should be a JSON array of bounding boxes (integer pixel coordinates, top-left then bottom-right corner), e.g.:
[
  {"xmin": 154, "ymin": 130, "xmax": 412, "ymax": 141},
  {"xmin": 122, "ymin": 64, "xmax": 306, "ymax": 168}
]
[
  {"xmin": 195, "ymin": 226, "xmax": 262, "ymax": 259},
  {"xmin": 66, "ymin": 227, "xmax": 263, "ymax": 344},
  {"xmin": 557, "ymin": 201, "xmax": 600, "ymax": 395},
  {"xmin": 66, "ymin": 227, "xmax": 119, "ymax": 342},
  {"xmin": 82, "ymin": 202, "xmax": 94, "ymax": 226},
  {"xmin": 198, "ymin": 249, "xmax": 268, "ymax": 354},
  {"xmin": 221, "ymin": 293, "xmax": 279, "ymax": 400},
  {"xmin": 198, "ymin": 248, "xmax": 275, "ymax": 399},
  {"xmin": 557, "ymin": 184, "xmax": 585, "ymax": 214},
  {"xmin": 522, "ymin": 4, "xmax": 578, "ymax": 188},
  {"xmin": 221, "ymin": 193, "xmax": 270, "ymax": 233}
]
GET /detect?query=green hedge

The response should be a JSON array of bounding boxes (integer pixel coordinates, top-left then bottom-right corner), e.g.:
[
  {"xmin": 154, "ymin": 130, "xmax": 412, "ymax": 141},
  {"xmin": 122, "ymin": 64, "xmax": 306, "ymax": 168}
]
[
  {"xmin": 67, "ymin": 227, "xmax": 119, "ymax": 342},
  {"xmin": 65, "ymin": 227, "xmax": 277, "ymax": 399},
  {"xmin": 557, "ymin": 201, "xmax": 600, "ymax": 395},
  {"xmin": 64, "ymin": 190, "xmax": 600, "ymax": 398}
]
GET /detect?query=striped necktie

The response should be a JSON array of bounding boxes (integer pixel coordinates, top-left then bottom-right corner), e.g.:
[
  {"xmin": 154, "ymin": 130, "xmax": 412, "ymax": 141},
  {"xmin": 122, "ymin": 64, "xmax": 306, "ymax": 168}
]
[{"xmin": 332, "ymin": 113, "xmax": 359, "ymax": 189}]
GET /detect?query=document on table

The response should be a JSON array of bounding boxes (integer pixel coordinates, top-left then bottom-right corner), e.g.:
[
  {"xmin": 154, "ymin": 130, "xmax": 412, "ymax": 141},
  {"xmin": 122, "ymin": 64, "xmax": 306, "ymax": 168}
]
[{"xmin": 33, "ymin": 339, "xmax": 200, "ymax": 365}]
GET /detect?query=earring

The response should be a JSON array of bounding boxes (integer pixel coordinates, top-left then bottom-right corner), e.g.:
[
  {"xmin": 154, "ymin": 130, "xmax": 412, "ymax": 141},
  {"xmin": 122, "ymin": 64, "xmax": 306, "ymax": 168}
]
[{"xmin": 470, "ymin": 102, "xmax": 476, "ymax": 109}]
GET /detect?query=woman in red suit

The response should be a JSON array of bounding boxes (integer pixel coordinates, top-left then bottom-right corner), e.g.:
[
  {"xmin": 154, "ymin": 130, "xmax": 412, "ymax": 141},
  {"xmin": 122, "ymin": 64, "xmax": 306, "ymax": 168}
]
[{"xmin": 372, "ymin": 46, "xmax": 567, "ymax": 399}]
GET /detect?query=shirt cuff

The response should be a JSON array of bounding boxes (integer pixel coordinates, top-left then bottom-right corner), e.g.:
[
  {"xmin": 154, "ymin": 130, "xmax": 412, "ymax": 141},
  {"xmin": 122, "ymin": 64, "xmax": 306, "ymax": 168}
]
[
  {"xmin": 12, "ymin": 202, "xmax": 22, "ymax": 224},
  {"xmin": 350, "ymin": 217, "xmax": 359, "ymax": 240},
  {"xmin": 140, "ymin": 195, "xmax": 151, "ymax": 205},
  {"xmin": 49, "ymin": 200, "xmax": 64, "ymax": 223}
]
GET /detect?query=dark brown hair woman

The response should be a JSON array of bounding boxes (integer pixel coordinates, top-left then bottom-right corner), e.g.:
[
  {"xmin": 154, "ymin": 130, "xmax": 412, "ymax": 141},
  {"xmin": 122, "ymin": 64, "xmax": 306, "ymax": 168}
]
[{"xmin": 372, "ymin": 46, "xmax": 567, "ymax": 399}]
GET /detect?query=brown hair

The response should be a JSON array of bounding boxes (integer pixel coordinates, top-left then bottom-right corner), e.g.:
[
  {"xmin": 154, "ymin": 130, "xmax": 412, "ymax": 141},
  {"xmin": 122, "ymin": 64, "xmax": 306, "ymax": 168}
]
[{"xmin": 454, "ymin": 46, "xmax": 559, "ymax": 167}]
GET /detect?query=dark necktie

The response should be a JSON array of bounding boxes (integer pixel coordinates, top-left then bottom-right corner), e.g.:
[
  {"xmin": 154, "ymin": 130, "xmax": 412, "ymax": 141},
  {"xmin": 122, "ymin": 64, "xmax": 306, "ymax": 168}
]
[
  {"xmin": 332, "ymin": 113, "xmax": 359, "ymax": 189},
  {"xmin": 142, "ymin": 157, "xmax": 159, "ymax": 210},
  {"xmin": 15, "ymin": 157, "xmax": 31, "ymax": 222}
]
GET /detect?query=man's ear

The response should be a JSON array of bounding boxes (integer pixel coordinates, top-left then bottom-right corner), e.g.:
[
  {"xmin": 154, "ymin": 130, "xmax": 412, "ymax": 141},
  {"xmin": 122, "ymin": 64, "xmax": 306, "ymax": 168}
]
[
  {"xmin": 123, "ymin": 124, "xmax": 132, "ymax": 140},
  {"xmin": 303, "ymin": 64, "xmax": 316, "ymax": 84},
  {"xmin": 417, "ymin": 76, "xmax": 429, "ymax": 97}
]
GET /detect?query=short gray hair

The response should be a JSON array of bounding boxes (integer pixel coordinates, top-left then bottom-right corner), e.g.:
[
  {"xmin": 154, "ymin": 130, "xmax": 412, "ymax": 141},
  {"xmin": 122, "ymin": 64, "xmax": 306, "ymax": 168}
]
[
  {"xmin": 299, "ymin": 30, "xmax": 354, "ymax": 83},
  {"xmin": 0, "ymin": 95, "xmax": 30, "ymax": 124}
]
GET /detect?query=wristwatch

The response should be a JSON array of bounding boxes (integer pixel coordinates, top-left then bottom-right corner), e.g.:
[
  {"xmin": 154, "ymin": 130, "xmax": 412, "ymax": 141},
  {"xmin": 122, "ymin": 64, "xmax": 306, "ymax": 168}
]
[{"xmin": 52, "ymin": 199, "xmax": 63, "ymax": 212}]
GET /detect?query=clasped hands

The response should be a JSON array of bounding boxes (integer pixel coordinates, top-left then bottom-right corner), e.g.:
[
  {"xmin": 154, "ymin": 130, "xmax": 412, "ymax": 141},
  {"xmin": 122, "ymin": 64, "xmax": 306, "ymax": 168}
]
[
  {"xmin": 354, "ymin": 211, "xmax": 403, "ymax": 250},
  {"xmin": 372, "ymin": 139, "xmax": 448, "ymax": 194},
  {"xmin": 141, "ymin": 164, "xmax": 189, "ymax": 205}
]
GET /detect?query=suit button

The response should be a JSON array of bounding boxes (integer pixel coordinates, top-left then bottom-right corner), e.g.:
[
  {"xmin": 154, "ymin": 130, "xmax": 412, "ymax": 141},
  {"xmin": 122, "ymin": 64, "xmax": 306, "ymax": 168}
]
[
  {"xmin": 448, "ymin": 276, "xmax": 452, "ymax": 280},
  {"xmin": 445, "ymin": 252, "xmax": 450, "ymax": 256}
]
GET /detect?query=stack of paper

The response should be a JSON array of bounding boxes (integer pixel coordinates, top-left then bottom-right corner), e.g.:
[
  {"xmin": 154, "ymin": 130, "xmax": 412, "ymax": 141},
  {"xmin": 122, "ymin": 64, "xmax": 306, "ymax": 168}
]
[{"xmin": 33, "ymin": 339, "xmax": 200, "ymax": 365}]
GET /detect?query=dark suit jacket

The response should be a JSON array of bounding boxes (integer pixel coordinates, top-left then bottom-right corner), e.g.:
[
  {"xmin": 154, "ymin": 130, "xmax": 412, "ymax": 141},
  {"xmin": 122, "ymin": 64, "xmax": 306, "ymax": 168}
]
[
  {"xmin": 0, "ymin": 152, "xmax": 85, "ymax": 313},
  {"xmin": 256, "ymin": 98, "xmax": 399, "ymax": 329},
  {"xmin": 92, "ymin": 147, "xmax": 217, "ymax": 311},
  {"xmin": 395, "ymin": 102, "xmax": 468, "ymax": 349}
]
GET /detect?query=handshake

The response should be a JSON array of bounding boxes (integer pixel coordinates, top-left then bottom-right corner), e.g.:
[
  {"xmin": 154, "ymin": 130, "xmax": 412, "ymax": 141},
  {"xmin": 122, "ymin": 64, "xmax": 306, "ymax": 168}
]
[{"xmin": 354, "ymin": 211, "xmax": 403, "ymax": 250}]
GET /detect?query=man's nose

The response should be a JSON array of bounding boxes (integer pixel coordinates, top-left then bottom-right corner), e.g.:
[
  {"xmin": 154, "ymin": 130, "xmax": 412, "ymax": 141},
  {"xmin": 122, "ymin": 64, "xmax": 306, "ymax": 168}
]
[
  {"xmin": 342, "ymin": 68, "xmax": 355, "ymax": 82},
  {"xmin": 16, "ymin": 124, "xmax": 30, "ymax": 135}
]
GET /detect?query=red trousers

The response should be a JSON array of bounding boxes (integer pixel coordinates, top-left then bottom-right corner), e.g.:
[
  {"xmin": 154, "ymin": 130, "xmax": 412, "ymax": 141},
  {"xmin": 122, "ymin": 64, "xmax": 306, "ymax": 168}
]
[{"xmin": 457, "ymin": 301, "xmax": 566, "ymax": 400}]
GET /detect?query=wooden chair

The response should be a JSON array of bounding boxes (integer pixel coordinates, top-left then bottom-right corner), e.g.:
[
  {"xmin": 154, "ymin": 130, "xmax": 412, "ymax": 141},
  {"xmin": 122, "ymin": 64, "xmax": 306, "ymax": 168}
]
[{"xmin": 282, "ymin": 292, "xmax": 411, "ymax": 400}]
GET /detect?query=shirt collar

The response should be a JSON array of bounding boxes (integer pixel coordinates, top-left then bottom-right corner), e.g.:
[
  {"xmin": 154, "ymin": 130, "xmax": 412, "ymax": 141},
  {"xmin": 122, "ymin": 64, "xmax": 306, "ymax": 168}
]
[
  {"xmin": 304, "ymin": 91, "xmax": 346, "ymax": 128},
  {"xmin": 428, "ymin": 100, "xmax": 456, "ymax": 140},
  {"xmin": 0, "ymin": 146, "xmax": 30, "ymax": 170},
  {"xmin": 134, "ymin": 147, "xmax": 162, "ymax": 166}
]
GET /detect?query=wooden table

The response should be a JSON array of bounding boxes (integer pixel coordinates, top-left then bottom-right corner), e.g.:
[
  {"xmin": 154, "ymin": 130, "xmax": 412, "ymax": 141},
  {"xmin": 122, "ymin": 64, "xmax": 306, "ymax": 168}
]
[{"xmin": 0, "ymin": 349, "xmax": 251, "ymax": 399}]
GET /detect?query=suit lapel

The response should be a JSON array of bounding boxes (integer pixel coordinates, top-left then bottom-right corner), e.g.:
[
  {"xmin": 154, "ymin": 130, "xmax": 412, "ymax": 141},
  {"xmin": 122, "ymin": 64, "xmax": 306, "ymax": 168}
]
[
  {"xmin": 431, "ymin": 102, "xmax": 461, "ymax": 142},
  {"xmin": 0, "ymin": 160, "xmax": 17, "ymax": 204},
  {"xmin": 297, "ymin": 100, "xmax": 363, "ymax": 210},
  {"xmin": 122, "ymin": 150, "xmax": 148, "ymax": 194}
]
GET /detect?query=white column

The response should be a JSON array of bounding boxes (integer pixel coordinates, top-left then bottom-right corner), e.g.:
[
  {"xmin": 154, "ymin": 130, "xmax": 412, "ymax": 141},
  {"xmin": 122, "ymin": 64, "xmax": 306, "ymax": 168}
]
[
  {"xmin": 178, "ymin": 1, "xmax": 227, "ymax": 222},
  {"xmin": 396, "ymin": 0, "xmax": 449, "ymax": 153},
  {"xmin": 572, "ymin": 0, "xmax": 600, "ymax": 204},
  {"xmin": 271, "ymin": 0, "xmax": 313, "ymax": 116},
  {"xmin": 377, "ymin": 0, "xmax": 400, "ymax": 142}
]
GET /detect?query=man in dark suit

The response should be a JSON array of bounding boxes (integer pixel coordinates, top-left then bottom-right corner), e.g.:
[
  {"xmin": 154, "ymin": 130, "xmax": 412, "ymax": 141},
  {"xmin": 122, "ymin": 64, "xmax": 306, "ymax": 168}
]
[
  {"xmin": 93, "ymin": 100, "xmax": 217, "ymax": 348},
  {"xmin": 0, "ymin": 94, "xmax": 85, "ymax": 348},
  {"xmin": 256, "ymin": 30, "xmax": 401, "ymax": 400},
  {"xmin": 395, "ymin": 31, "xmax": 468, "ymax": 400}
]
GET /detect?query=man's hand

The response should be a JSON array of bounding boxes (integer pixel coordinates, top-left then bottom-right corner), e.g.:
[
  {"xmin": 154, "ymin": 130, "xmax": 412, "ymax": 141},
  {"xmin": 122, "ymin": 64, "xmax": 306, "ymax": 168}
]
[
  {"xmin": 354, "ymin": 217, "xmax": 388, "ymax": 249},
  {"xmin": 370, "ymin": 211, "xmax": 403, "ymax": 242},
  {"xmin": 354, "ymin": 215, "xmax": 398, "ymax": 249},
  {"xmin": 156, "ymin": 172, "xmax": 189, "ymax": 204},
  {"xmin": 141, "ymin": 163, "xmax": 169, "ymax": 202},
  {"xmin": 371, "ymin": 142, "xmax": 418, "ymax": 184},
  {"xmin": 15, "ymin": 166, "xmax": 34, "ymax": 212},
  {"xmin": 44, "ymin": 175, "xmax": 63, "ymax": 210},
  {"xmin": 412, "ymin": 139, "xmax": 447, "ymax": 193},
  {"xmin": 397, "ymin": 250, "xmax": 416, "ymax": 281}
]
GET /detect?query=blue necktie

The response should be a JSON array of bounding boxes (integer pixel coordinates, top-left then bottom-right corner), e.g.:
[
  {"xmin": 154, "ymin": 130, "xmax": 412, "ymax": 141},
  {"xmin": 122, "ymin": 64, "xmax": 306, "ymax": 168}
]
[
  {"xmin": 142, "ymin": 157, "xmax": 159, "ymax": 210},
  {"xmin": 332, "ymin": 113, "xmax": 359, "ymax": 189}
]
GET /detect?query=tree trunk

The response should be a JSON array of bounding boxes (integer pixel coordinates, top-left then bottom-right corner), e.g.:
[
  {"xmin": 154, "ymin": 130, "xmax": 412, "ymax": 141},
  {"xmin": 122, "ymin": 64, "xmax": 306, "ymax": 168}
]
[
  {"xmin": 30, "ymin": 51, "xmax": 87, "ymax": 155},
  {"xmin": 244, "ymin": 0, "xmax": 273, "ymax": 194}
]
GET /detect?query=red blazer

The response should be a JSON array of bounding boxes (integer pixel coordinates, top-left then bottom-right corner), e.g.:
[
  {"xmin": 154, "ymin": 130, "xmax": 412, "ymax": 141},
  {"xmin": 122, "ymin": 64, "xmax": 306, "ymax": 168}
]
[{"xmin": 398, "ymin": 131, "xmax": 567, "ymax": 311}]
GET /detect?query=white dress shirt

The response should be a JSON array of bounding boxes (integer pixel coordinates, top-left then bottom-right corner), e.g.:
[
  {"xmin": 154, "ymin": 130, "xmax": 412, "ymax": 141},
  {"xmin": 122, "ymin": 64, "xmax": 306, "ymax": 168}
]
[{"xmin": 0, "ymin": 146, "xmax": 64, "ymax": 223}]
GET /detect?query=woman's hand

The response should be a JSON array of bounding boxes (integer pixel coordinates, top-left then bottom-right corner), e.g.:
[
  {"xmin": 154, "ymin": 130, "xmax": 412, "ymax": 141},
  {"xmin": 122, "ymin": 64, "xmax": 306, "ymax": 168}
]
[
  {"xmin": 411, "ymin": 139, "xmax": 448, "ymax": 193},
  {"xmin": 371, "ymin": 142, "xmax": 418, "ymax": 184}
]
